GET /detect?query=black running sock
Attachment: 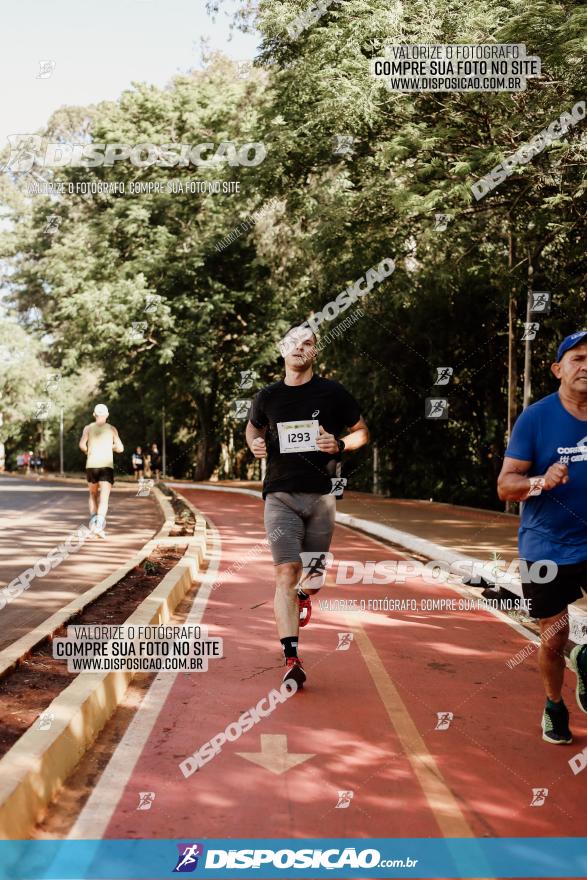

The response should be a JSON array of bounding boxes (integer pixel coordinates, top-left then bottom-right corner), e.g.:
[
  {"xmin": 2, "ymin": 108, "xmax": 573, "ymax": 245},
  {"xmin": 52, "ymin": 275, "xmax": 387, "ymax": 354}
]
[
  {"xmin": 546, "ymin": 697, "xmax": 564, "ymax": 711},
  {"xmin": 281, "ymin": 637, "xmax": 298, "ymax": 659},
  {"xmin": 297, "ymin": 589, "xmax": 310, "ymax": 600}
]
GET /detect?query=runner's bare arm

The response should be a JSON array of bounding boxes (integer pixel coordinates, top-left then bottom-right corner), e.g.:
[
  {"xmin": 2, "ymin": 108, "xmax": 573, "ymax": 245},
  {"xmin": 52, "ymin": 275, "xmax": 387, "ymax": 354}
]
[
  {"xmin": 111, "ymin": 427, "xmax": 124, "ymax": 454},
  {"xmin": 79, "ymin": 425, "xmax": 89, "ymax": 453},
  {"xmin": 340, "ymin": 416, "xmax": 369, "ymax": 451},
  {"xmin": 246, "ymin": 421, "xmax": 267, "ymax": 458},
  {"xmin": 497, "ymin": 456, "xmax": 569, "ymax": 501},
  {"xmin": 316, "ymin": 417, "xmax": 369, "ymax": 454}
]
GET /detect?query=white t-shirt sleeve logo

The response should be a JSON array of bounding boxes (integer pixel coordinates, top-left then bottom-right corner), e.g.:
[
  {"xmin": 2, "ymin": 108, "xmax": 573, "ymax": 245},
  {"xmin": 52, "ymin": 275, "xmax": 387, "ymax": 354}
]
[{"xmin": 277, "ymin": 419, "xmax": 320, "ymax": 453}]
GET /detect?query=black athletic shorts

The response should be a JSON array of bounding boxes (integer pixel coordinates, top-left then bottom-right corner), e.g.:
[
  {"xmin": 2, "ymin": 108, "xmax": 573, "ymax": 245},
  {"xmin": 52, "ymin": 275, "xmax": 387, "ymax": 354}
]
[
  {"xmin": 521, "ymin": 559, "xmax": 587, "ymax": 619},
  {"xmin": 86, "ymin": 467, "xmax": 114, "ymax": 484}
]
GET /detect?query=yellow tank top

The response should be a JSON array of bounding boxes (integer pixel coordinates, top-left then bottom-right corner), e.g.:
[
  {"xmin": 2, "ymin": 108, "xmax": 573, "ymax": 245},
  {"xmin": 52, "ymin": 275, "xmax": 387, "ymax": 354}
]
[{"xmin": 86, "ymin": 423, "xmax": 115, "ymax": 468}]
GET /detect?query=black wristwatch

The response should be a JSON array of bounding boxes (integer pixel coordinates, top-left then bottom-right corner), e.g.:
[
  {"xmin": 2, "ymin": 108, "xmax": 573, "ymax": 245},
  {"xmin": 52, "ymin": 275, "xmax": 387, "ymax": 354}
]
[{"xmin": 337, "ymin": 439, "xmax": 346, "ymax": 454}]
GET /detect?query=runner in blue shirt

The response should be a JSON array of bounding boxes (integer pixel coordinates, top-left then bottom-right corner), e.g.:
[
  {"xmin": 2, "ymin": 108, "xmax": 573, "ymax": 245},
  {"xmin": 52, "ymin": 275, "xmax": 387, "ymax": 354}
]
[{"xmin": 498, "ymin": 331, "xmax": 587, "ymax": 744}]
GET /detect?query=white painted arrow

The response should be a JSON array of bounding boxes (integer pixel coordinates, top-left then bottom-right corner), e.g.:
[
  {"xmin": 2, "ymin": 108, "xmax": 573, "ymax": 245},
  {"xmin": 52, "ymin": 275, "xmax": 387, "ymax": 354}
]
[{"xmin": 236, "ymin": 734, "xmax": 314, "ymax": 775}]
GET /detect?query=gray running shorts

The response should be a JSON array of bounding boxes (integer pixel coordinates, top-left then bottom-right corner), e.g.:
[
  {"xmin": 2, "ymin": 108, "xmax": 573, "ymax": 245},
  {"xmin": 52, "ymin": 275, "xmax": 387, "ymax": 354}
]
[{"xmin": 264, "ymin": 492, "xmax": 336, "ymax": 567}]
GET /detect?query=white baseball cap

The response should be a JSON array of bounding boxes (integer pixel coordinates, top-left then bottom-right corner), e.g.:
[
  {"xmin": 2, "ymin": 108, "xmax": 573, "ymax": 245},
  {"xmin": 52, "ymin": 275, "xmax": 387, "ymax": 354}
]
[{"xmin": 93, "ymin": 403, "xmax": 109, "ymax": 417}]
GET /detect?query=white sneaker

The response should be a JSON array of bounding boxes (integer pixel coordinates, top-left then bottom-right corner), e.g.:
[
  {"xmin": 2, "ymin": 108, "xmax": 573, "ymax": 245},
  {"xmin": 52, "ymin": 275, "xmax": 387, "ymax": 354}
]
[{"xmin": 91, "ymin": 515, "xmax": 107, "ymax": 539}]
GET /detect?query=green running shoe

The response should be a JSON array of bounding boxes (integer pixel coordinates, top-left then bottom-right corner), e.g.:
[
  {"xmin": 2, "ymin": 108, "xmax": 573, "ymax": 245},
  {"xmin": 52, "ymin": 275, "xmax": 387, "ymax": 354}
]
[
  {"xmin": 569, "ymin": 645, "xmax": 587, "ymax": 714},
  {"xmin": 541, "ymin": 701, "xmax": 573, "ymax": 745}
]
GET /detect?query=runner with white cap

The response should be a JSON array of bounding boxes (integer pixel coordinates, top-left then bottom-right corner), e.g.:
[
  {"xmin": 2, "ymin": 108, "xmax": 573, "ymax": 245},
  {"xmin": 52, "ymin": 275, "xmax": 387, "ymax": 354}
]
[{"xmin": 79, "ymin": 404, "xmax": 124, "ymax": 539}]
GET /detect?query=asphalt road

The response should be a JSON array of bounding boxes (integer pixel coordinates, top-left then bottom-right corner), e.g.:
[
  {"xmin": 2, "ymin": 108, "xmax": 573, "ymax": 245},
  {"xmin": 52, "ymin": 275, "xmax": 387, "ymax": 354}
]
[{"xmin": 0, "ymin": 474, "xmax": 162, "ymax": 652}]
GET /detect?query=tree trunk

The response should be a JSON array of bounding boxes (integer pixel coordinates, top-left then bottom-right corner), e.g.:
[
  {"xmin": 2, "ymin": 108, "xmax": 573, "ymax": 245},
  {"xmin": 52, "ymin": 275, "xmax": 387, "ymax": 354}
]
[
  {"xmin": 523, "ymin": 246, "xmax": 533, "ymax": 410},
  {"xmin": 194, "ymin": 427, "xmax": 219, "ymax": 480},
  {"xmin": 507, "ymin": 227, "xmax": 518, "ymax": 441},
  {"xmin": 193, "ymin": 390, "xmax": 220, "ymax": 481},
  {"xmin": 506, "ymin": 226, "xmax": 518, "ymax": 515}
]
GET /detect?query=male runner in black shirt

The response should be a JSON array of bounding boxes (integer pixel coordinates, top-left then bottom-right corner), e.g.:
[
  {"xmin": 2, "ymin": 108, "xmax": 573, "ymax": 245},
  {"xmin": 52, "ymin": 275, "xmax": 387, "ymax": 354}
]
[{"xmin": 246, "ymin": 324, "xmax": 369, "ymax": 688}]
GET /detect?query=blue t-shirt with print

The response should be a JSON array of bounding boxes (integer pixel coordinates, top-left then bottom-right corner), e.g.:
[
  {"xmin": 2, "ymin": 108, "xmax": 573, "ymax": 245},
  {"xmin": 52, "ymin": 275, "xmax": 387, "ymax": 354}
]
[{"xmin": 505, "ymin": 392, "xmax": 587, "ymax": 564}]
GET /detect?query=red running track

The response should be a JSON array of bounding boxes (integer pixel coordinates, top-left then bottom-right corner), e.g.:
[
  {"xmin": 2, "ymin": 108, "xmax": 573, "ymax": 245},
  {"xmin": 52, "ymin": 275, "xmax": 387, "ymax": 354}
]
[{"xmin": 75, "ymin": 487, "xmax": 587, "ymax": 843}]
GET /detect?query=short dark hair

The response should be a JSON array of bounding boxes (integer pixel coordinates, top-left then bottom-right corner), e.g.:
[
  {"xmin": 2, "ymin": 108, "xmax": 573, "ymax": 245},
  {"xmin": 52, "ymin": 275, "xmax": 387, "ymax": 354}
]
[{"xmin": 283, "ymin": 322, "xmax": 318, "ymax": 344}]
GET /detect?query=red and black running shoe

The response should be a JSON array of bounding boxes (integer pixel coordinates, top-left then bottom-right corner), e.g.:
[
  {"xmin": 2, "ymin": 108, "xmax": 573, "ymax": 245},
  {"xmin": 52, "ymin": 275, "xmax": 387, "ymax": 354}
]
[
  {"xmin": 282, "ymin": 657, "xmax": 306, "ymax": 689},
  {"xmin": 298, "ymin": 595, "xmax": 312, "ymax": 627}
]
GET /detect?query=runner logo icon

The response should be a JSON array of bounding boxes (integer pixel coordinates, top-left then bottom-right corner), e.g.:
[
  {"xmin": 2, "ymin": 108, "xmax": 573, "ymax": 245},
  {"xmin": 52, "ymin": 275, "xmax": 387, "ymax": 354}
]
[
  {"xmin": 173, "ymin": 843, "xmax": 204, "ymax": 872},
  {"xmin": 299, "ymin": 551, "xmax": 334, "ymax": 588},
  {"xmin": 530, "ymin": 292, "xmax": 551, "ymax": 314},
  {"xmin": 435, "ymin": 712, "xmax": 453, "ymax": 730},
  {"xmin": 530, "ymin": 788, "xmax": 548, "ymax": 806},
  {"xmin": 336, "ymin": 632, "xmax": 354, "ymax": 651},
  {"xmin": 335, "ymin": 790, "xmax": 354, "ymax": 808},
  {"xmin": 434, "ymin": 367, "xmax": 453, "ymax": 385},
  {"xmin": 522, "ymin": 322, "xmax": 540, "ymax": 341},
  {"xmin": 330, "ymin": 476, "xmax": 347, "ymax": 497},
  {"xmin": 38, "ymin": 711, "xmax": 54, "ymax": 731},
  {"xmin": 425, "ymin": 398, "xmax": 449, "ymax": 420},
  {"xmin": 136, "ymin": 791, "xmax": 155, "ymax": 810},
  {"xmin": 239, "ymin": 370, "xmax": 257, "ymax": 389}
]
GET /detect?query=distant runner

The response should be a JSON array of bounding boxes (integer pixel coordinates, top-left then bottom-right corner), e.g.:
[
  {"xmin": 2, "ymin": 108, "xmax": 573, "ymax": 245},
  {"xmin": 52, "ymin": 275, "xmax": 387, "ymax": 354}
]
[
  {"xmin": 150, "ymin": 442, "xmax": 162, "ymax": 480},
  {"xmin": 132, "ymin": 446, "xmax": 144, "ymax": 481},
  {"xmin": 79, "ymin": 404, "xmax": 124, "ymax": 539},
  {"xmin": 498, "ymin": 331, "xmax": 587, "ymax": 744},
  {"xmin": 246, "ymin": 323, "xmax": 369, "ymax": 689}
]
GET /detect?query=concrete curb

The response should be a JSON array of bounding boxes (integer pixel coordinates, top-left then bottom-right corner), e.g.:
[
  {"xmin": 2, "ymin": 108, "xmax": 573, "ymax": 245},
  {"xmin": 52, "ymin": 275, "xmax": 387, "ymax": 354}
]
[{"xmin": 0, "ymin": 491, "xmax": 208, "ymax": 839}]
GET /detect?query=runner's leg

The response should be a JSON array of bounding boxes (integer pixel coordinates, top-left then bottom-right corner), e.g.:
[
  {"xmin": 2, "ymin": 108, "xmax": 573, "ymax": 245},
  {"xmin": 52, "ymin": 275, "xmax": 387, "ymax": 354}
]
[
  {"xmin": 299, "ymin": 494, "xmax": 336, "ymax": 594},
  {"xmin": 88, "ymin": 482, "xmax": 99, "ymax": 517},
  {"xmin": 274, "ymin": 561, "xmax": 303, "ymax": 639},
  {"xmin": 97, "ymin": 480, "xmax": 111, "ymax": 521},
  {"xmin": 522, "ymin": 563, "xmax": 577, "ymax": 743},
  {"xmin": 568, "ymin": 571, "xmax": 587, "ymax": 713},
  {"xmin": 265, "ymin": 494, "xmax": 305, "ymax": 639},
  {"xmin": 539, "ymin": 608, "xmax": 574, "ymax": 743},
  {"xmin": 264, "ymin": 493, "xmax": 307, "ymax": 685},
  {"xmin": 539, "ymin": 609, "xmax": 569, "ymax": 701}
]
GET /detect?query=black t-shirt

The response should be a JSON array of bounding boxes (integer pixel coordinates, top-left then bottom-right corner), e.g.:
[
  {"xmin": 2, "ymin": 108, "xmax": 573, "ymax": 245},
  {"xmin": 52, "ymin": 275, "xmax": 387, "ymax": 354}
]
[{"xmin": 248, "ymin": 374, "xmax": 362, "ymax": 497}]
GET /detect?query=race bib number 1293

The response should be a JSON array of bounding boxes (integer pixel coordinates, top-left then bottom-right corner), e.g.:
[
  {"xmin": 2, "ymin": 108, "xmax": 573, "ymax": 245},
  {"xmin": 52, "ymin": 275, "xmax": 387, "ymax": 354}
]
[{"xmin": 277, "ymin": 419, "xmax": 320, "ymax": 453}]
